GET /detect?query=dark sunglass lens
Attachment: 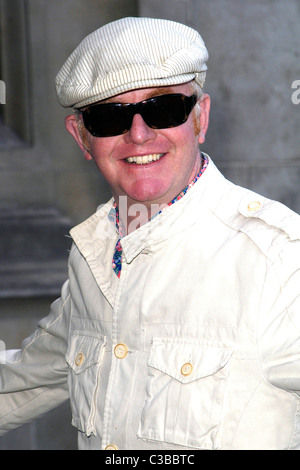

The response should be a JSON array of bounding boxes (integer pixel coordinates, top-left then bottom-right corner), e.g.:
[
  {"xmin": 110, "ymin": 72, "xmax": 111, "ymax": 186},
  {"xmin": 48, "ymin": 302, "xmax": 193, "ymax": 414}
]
[
  {"xmin": 82, "ymin": 103, "xmax": 132, "ymax": 137},
  {"xmin": 142, "ymin": 95, "xmax": 181, "ymax": 128},
  {"xmin": 142, "ymin": 94, "xmax": 196, "ymax": 129}
]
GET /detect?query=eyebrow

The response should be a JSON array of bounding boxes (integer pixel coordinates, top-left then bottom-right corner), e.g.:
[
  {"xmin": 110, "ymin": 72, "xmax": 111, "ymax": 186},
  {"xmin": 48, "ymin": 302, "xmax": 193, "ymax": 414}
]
[
  {"xmin": 103, "ymin": 87, "xmax": 176, "ymax": 104},
  {"xmin": 146, "ymin": 87, "xmax": 175, "ymax": 98}
]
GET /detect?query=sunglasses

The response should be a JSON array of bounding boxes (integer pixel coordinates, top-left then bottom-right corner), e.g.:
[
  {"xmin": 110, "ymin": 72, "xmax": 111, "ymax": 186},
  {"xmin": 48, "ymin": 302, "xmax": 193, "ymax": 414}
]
[{"xmin": 79, "ymin": 93, "xmax": 198, "ymax": 138}]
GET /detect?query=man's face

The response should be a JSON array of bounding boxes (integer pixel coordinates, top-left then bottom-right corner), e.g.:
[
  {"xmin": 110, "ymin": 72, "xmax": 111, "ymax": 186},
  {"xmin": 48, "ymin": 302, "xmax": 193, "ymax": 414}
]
[{"xmin": 66, "ymin": 83, "xmax": 210, "ymax": 209}]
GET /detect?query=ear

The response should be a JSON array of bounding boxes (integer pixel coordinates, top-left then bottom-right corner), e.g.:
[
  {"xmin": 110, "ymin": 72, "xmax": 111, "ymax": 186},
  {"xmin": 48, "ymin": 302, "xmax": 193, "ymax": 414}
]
[
  {"xmin": 65, "ymin": 114, "xmax": 93, "ymax": 161},
  {"xmin": 198, "ymin": 94, "xmax": 211, "ymax": 145}
]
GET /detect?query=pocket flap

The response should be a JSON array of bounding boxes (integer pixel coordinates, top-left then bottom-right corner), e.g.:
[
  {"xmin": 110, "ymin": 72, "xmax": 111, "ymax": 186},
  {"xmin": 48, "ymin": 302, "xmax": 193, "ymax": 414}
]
[
  {"xmin": 148, "ymin": 338, "xmax": 232, "ymax": 383},
  {"xmin": 66, "ymin": 332, "xmax": 106, "ymax": 374}
]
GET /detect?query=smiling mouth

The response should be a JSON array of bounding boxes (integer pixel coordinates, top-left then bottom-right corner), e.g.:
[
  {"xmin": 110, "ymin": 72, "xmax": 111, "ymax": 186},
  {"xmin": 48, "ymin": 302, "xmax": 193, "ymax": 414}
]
[{"xmin": 126, "ymin": 153, "xmax": 164, "ymax": 164}]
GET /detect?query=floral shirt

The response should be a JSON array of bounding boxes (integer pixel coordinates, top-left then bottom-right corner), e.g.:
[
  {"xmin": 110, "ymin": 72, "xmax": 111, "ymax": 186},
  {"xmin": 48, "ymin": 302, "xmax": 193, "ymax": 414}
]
[{"xmin": 109, "ymin": 153, "xmax": 209, "ymax": 277}]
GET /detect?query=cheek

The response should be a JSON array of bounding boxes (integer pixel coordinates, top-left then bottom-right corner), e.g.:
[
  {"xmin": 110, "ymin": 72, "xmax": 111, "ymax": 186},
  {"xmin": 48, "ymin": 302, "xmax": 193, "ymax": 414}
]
[
  {"xmin": 89, "ymin": 141, "xmax": 120, "ymax": 184},
  {"xmin": 173, "ymin": 120, "xmax": 200, "ymax": 157},
  {"xmin": 88, "ymin": 137, "xmax": 111, "ymax": 164}
]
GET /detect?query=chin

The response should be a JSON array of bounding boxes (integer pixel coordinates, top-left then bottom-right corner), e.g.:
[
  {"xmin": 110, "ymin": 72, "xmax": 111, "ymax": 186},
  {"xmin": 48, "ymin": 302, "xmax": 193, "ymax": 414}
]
[{"xmin": 127, "ymin": 180, "xmax": 170, "ymax": 204}]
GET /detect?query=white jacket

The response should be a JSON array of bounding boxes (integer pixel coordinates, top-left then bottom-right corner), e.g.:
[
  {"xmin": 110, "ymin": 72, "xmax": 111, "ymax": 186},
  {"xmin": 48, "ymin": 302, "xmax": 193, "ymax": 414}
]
[{"xmin": 1, "ymin": 156, "xmax": 300, "ymax": 450}]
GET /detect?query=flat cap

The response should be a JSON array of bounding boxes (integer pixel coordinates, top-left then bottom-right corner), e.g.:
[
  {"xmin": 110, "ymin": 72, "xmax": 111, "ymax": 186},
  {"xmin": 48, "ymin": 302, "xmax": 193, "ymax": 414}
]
[{"xmin": 55, "ymin": 17, "xmax": 208, "ymax": 108}]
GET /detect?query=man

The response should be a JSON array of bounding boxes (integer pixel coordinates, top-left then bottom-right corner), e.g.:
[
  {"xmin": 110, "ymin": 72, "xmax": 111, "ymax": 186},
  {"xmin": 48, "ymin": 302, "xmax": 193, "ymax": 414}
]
[{"xmin": 0, "ymin": 17, "xmax": 300, "ymax": 450}]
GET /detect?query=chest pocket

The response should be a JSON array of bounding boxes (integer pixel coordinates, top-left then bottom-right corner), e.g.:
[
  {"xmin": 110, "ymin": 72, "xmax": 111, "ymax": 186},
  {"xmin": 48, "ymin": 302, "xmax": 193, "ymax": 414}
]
[
  {"xmin": 138, "ymin": 338, "xmax": 232, "ymax": 449},
  {"xmin": 66, "ymin": 332, "xmax": 106, "ymax": 436}
]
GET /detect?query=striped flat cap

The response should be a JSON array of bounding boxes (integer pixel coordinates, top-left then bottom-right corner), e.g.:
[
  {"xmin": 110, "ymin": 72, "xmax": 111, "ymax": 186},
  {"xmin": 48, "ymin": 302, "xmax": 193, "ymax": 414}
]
[{"xmin": 55, "ymin": 17, "xmax": 208, "ymax": 108}]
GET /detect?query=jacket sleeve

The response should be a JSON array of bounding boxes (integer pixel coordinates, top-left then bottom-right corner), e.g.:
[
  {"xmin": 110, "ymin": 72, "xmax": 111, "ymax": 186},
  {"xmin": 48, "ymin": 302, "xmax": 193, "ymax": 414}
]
[
  {"xmin": 258, "ymin": 238, "xmax": 300, "ymax": 395},
  {"xmin": 0, "ymin": 281, "xmax": 71, "ymax": 436}
]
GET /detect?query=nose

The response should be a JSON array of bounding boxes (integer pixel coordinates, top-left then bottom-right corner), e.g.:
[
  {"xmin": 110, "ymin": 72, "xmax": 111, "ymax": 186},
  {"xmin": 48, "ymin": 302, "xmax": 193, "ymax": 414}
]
[{"xmin": 124, "ymin": 113, "xmax": 156, "ymax": 145}]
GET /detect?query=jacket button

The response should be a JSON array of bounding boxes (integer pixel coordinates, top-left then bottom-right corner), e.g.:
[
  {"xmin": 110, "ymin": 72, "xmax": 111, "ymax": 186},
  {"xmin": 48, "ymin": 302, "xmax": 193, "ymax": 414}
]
[
  {"xmin": 247, "ymin": 201, "xmax": 262, "ymax": 211},
  {"xmin": 105, "ymin": 444, "xmax": 118, "ymax": 450},
  {"xmin": 75, "ymin": 353, "xmax": 84, "ymax": 366},
  {"xmin": 181, "ymin": 362, "xmax": 193, "ymax": 376},
  {"xmin": 114, "ymin": 343, "xmax": 128, "ymax": 359}
]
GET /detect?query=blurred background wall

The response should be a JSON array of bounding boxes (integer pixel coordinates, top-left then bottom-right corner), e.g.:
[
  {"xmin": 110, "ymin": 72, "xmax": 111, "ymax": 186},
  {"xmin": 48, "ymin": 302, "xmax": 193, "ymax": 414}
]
[{"xmin": 0, "ymin": 0, "xmax": 299, "ymax": 449}]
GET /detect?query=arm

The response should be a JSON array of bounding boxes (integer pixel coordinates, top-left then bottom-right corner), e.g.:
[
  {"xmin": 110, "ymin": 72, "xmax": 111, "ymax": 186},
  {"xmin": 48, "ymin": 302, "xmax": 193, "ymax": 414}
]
[
  {"xmin": 258, "ymin": 239, "xmax": 300, "ymax": 394},
  {"xmin": 0, "ymin": 281, "xmax": 71, "ymax": 436}
]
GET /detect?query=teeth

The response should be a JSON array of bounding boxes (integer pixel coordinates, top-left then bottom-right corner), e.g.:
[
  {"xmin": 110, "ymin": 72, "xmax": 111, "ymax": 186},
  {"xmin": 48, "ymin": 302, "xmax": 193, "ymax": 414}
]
[{"xmin": 126, "ymin": 153, "xmax": 164, "ymax": 164}]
